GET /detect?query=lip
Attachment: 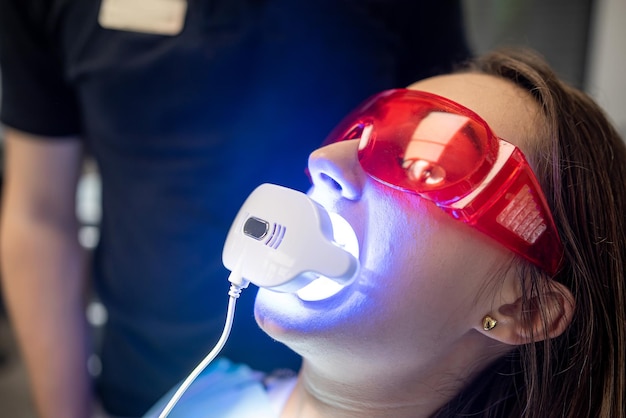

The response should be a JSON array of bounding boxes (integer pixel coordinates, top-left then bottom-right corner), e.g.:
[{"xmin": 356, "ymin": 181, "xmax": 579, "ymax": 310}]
[
  {"xmin": 307, "ymin": 189, "xmax": 357, "ymax": 234},
  {"xmin": 309, "ymin": 190, "xmax": 363, "ymax": 256},
  {"xmin": 259, "ymin": 272, "xmax": 359, "ymax": 310},
  {"xmin": 296, "ymin": 275, "xmax": 352, "ymax": 302}
]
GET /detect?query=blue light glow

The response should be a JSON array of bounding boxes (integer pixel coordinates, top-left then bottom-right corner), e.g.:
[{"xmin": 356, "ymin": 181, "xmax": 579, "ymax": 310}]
[{"xmin": 296, "ymin": 212, "xmax": 359, "ymax": 301}]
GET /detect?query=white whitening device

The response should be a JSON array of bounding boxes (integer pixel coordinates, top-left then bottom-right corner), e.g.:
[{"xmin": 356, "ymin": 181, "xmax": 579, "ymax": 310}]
[
  {"xmin": 222, "ymin": 183, "xmax": 359, "ymax": 293},
  {"xmin": 158, "ymin": 183, "xmax": 360, "ymax": 418}
]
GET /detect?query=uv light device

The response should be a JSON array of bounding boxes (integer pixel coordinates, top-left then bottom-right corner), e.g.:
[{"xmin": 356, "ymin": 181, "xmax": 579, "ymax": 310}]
[
  {"xmin": 222, "ymin": 183, "xmax": 359, "ymax": 293},
  {"xmin": 158, "ymin": 183, "xmax": 360, "ymax": 418}
]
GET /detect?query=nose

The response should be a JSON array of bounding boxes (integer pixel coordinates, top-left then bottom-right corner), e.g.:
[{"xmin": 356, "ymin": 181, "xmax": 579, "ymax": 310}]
[{"xmin": 307, "ymin": 140, "xmax": 365, "ymax": 200}]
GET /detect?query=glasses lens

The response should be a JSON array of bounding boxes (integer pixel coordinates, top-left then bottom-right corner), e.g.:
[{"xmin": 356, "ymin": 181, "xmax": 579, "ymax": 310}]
[{"xmin": 331, "ymin": 90, "xmax": 499, "ymax": 203}]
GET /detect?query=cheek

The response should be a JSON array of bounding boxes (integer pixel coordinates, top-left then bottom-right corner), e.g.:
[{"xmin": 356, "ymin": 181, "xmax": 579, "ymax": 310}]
[
  {"xmin": 359, "ymin": 188, "xmax": 506, "ymax": 336},
  {"xmin": 355, "ymin": 193, "xmax": 450, "ymax": 321},
  {"xmin": 359, "ymin": 189, "xmax": 443, "ymax": 283}
]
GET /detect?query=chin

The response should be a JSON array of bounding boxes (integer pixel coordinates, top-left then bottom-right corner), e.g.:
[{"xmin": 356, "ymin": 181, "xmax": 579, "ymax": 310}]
[
  {"xmin": 253, "ymin": 289, "xmax": 299, "ymax": 339},
  {"xmin": 253, "ymin": 288, "xmax": 319, "ymax": 339},
  {"xmin": 253, "ymin": 281, "xmax": 365, "ymax": 343}
]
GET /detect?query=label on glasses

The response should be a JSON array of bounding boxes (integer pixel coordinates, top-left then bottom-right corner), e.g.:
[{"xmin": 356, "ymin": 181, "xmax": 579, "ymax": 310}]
[{"xmin": 496, "ymin": 185, "xmax": 547, "ymax": 244}]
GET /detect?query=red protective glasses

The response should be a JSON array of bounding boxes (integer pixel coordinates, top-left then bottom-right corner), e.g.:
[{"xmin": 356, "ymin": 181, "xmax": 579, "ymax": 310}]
[{"xmin": 324, "ymin": 89, "xmax": 563, "ymax": 275}]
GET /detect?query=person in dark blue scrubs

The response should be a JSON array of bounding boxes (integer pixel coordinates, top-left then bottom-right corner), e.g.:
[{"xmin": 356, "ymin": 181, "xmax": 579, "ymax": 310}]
[{"xmin": 0, "ymin": 1, "xmax": 470, "ymax": 416}]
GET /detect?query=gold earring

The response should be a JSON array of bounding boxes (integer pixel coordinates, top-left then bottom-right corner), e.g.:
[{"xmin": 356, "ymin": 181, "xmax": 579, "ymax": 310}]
[{"xmin": 482, "ymin": 315, "xmax": 497, "ymax": 331}]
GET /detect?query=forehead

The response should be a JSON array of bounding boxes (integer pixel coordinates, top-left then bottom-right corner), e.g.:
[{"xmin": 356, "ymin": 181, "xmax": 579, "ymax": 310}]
[{"xmin": 407, "ymin": 73, "xmax": 543, "ymax": 152}]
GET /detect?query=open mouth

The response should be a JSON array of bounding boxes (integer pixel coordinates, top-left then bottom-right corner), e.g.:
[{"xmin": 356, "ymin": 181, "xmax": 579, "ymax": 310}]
[{"xmin": 296, "ymin": 211, "xmax": 360, "ymax": 301}]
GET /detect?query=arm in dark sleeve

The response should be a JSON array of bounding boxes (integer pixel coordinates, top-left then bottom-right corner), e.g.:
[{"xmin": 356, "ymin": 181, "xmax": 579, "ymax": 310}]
[{"xmin": 0, "ymin": 0, "xmax": 81, "ymax": 136}]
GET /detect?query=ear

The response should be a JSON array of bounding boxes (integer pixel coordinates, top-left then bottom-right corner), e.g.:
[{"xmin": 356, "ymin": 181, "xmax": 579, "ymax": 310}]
[{"xmin": 476, "ymin": 279, "xmax": 575, "ymax": 346}]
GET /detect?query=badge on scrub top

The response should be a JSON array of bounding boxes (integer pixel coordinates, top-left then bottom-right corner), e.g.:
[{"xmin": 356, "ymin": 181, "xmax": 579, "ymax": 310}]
[{"xmin": 98, "ymin": 0, "xmax": 188, "ymax": 35}]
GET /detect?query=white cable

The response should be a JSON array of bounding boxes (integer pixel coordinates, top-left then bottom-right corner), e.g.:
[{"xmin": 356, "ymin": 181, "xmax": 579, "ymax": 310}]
[{"xmin": 157, "ymin": 283, "xmax": 244, "ymax": 418}]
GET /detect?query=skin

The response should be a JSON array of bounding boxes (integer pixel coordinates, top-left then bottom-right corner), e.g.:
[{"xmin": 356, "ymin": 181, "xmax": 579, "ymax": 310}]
[
  {"xmin": 254, "ymin": 73, "xmax": 574, "ymax": 418},
  {"xmin": 0, "ymin": 130, "xmax": 91, "ymax": 418}
]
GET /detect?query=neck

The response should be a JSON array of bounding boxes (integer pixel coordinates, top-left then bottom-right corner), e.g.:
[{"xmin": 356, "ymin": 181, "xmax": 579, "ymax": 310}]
[
  {"xmin": 281, "ymin": 368, "xmax": 445, "ymax": 418},
  {"xmin": 279, "ymin": 331, "xmax": 500, "ymax": 418}
]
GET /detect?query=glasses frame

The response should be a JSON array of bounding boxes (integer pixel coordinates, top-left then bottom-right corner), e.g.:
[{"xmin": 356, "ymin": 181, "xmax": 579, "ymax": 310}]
[{"xmin": 324, "ymin": 89, "xmax": 563, "ymax": 276}]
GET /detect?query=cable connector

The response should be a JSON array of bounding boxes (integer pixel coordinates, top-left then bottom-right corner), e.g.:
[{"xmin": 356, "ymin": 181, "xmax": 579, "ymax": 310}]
[
  {"xmin": 227, "ymin": 269, "xmax": 249, "ymax": 293},
  {"xmin": 228, "ymin": 282, "xmax": 247, "ymax": 298}
]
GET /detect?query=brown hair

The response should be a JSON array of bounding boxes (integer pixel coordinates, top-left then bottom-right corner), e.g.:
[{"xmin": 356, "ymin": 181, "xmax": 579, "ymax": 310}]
[{"xmin": 436, "ymin": 48, "xmax": 626, "ymax": 417}]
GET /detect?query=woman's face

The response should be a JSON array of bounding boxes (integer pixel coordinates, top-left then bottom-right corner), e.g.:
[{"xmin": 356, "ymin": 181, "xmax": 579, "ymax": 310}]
[{"xmin": 254, "ymin": 73, "xmax": 544, "ymax": 372}]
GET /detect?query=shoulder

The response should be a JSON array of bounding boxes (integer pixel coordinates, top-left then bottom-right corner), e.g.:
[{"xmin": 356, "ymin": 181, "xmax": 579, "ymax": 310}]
[{"xmin": 143, "ymin": 358, "xmax": 281, "ymax": 418}]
